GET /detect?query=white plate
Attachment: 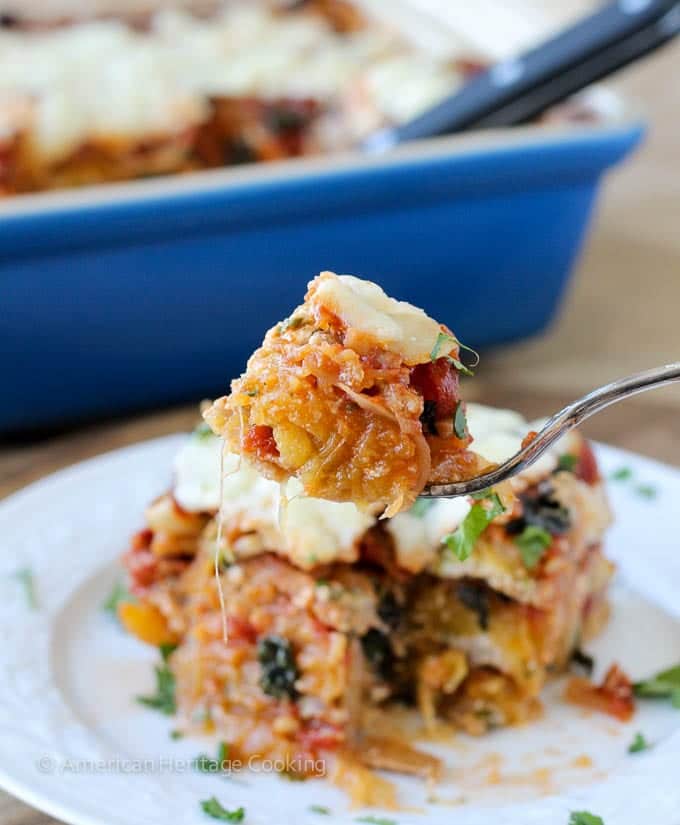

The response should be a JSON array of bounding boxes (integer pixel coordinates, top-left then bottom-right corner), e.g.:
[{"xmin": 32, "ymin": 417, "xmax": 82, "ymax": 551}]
[{"xmin": 1, "ymin": 436, "xmax": 679, "ymax": 825}]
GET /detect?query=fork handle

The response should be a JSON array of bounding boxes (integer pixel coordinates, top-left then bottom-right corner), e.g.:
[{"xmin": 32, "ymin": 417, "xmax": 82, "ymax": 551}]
[{"xmin": 423, "ymin": 362, "xmax": 680, "ymax": 498}]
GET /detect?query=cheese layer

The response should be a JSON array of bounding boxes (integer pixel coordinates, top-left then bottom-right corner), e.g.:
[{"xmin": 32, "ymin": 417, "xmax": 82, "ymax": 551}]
[{"xmin": 174, "ymin": 404, "xmax": 579, "ymax": 572}]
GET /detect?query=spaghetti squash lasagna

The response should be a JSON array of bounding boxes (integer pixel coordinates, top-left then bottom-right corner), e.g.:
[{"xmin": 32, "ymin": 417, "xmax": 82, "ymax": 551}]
[
  {"xmin": 0, "ymin": 0, "xmax": 481, "ymax": 195},
  {"xmin": 204, "ymin": 272, "xmax": 487, "ymax": 516},
  {"xmin": 120, "ymin": 401, "xmax": 614, "ymax": 797}
]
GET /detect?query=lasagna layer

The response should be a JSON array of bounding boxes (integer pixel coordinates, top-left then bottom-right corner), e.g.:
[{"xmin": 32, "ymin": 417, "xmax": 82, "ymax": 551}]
[
  {"xmin": 205, "ymin": 272, "xmax": 486, "ymax": 516},
  {"xmin": 0, "ymin": 1, "xmax": 476, "ymax": 195},
  {"xmin": 119, "ymin": 403, "xmax": 613, "ymax": 781}
]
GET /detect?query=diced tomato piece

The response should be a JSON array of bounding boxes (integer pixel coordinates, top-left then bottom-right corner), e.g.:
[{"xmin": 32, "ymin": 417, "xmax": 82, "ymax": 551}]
[
  {"xmin": 243, "ymin": 424, "xmax": 280, "ymax": 460},
  {"xmin": 410, "ymin": 358, "xmax": 460, "ymax": 419},
  {"xmin": 564, "ymin": 663, "xmax": 635, "ymax": 721},
  {"xmin": 576, "ymin": 440, "xmax": 601, "ymax": 485},
  {"xmin": 228, "ymin": 616, "xmax": 258, "ymax": 645},
  {"xmin": 122, "ymin": 545, "xmax": 158, "ymax": 593},
  {"xmin": 130, "ymin": 528, "xmax": 153, "ymax": 551},
  {"xmin": 299, "ymin": 721, "xmax": 344, "ymax": 752}
]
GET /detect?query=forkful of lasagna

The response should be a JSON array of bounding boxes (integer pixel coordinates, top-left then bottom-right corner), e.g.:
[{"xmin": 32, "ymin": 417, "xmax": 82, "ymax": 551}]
[{"xmin": 204, "ymin": 271, "xmax": 489, "ymax": 516}]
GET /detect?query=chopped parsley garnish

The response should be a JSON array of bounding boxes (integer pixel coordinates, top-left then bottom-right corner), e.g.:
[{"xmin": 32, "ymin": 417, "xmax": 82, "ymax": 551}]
[
  {"xmin": 194, "ymin": 741, "xmax": 230, "ymax": 773},
  {"xmin": 193, "ymin": 421, "xmax": 214, "ymax": 440},
  {"xmin": 569, "ymin": 813, "xmax": 604, "ymax": 825},
  {"xmin": 609, "ymin": 466, "xmax": 658, "ymax": 499},
  {"xmin": 556, "ymin": 453, "xmax": 578, "ymax": 473},
  {"xmin": 257, "ymin": 635, "xmax": 299, "ymax": 699},
  {"xmin": 634, "ymin": 663, "xmax": 680, "ymax": 707},
  {"xmin": 160, "ymin": 642, "xmax": 178, "ymax": 662},
  {"xmin": 170, "ymin": 730, "xmax": 184, "ymax": 740},
  {"xmin": 102, "ymin": 579, "xmax": 134, "ymax": 616},
  {"xmin": 443, "ymin": 491, "xmax": 505, "ymax": 562},
  {"xmin": 430, "ymin": 331, "xmax": 457, "ymax": 360},
  {"xmin": 514, "ymin": 525, "xmax": 552, "ymax": 569},
  {"xmin": 409, "ymin": 498, "xmax": 435, "ymax": 518},
  {"xmin": 200, "ymin": 797, "xmax": 245, "ymax": 822},
  {"xmin": 244, "ymin": 389, "xmax": 259, "ymax": 398},
  {"xmin": 449, "ymin": 355, "xmax": 475, "ymax": 377},
  {"xmin": 610, "ymin": 466, "xmax": 633, "ymax": 481},
  {"xmin": 453, "ymin": 402, "xmax": 469, "ymax": 439},
  {"xmin": 137, "ymin": 645, "xmax": 177, "ymax": 715},
  {"xmin": 309, "ymin": 805, "xmax": 331, "ymax": 815},
  {"xmin": 278, "ymin": 314, "xmax": 304, "ymax": 333},
  {"xmin": 430, "ymin": 332, "xmax": 478, "ymax": 376},
  {"xmin": 355, "ymin": 817, "xmax": 398, "ymax": 825},
  {"xmin": 628, "ymin": 731, "xmax": 651, "ymax": 753},
  {"xmin": 635, "ymin": 483, "xmax": 658, "ymax": 500},
  {"xmin": 12, "ymin": 567, "xmax": 38, "ymax": 610}
]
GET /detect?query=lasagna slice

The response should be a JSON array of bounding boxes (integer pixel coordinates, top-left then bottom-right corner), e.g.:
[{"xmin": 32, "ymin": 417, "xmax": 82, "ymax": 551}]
[
  {"xmin": 119, "ymin": 404, "xmax": 614, "ymax": 797},
  {"xmin": 205, "ymin": 272, "xmax": 484, "ymax": 516},
  {"xmin": 0, "ymin": 1, "xmax": 478, "ymax": 196}
]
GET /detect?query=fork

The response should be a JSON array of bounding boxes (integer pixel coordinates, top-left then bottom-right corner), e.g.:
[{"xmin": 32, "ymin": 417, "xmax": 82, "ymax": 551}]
[{"xmin": 421, "ymin": 362, "xmax": 680, "ymax": 498}]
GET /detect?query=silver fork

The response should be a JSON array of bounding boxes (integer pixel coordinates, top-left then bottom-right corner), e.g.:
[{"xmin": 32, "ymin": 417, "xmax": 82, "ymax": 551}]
[{"xmin": 421, "ymin": 362, "xmax": 680, "ymax": 498}]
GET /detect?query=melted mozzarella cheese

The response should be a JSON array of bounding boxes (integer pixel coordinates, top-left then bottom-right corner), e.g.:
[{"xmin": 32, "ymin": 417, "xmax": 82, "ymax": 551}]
[
  {"xmin": 311, "ymin": 272, "xmax": 455, "ymax": 364},
  {"xmin": 467, "ymin": 403, "xmax": 578, "ymax": 484},
  {"xmin": 386, "ymin": 404, "xmax": 579, "ymax": 571},
  {"xmin": 0, "ymin": 4, "xmax": 462, "ymax": 163},
  {"xmin": 173, "ymin": 433, "xmax": 373, "ymax": 568},
  {"xmin": 387, "ymin": 497, "xmax": 472, "ymax": 573},
  {"xmin": 173, "ymin": 403, "xmax": 578, "ymax": 571}
]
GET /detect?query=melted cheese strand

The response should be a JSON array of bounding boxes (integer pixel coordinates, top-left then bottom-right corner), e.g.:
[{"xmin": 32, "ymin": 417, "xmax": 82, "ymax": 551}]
[{"xmin": 215, "ymin": 437, "xmax": 229, "ymax": 645}]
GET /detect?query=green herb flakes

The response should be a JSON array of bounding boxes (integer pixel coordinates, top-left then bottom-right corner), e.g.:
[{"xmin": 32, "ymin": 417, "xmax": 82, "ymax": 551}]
[
  {"xmin": 200, "ymin": 797, "xmax": 245, "ymax": 822},
  {"xmin": 136, "ymin": 645, "xmax": 177, "ymax": 715},
  {"xmin": 355, "ymin": 817, "xmax": 398, "ymax": 825},
  {"xmin": 569, "ymin": 813, "xmax": 604, "ymax": 825},
  {"xmin": 12, "ymin": 567, "xmax": 38, "ymax": 610},
  {"xmin": 610, "ymin": 466, "xmax": 633, "ymax": 481},
  {"xmin": 634, "ymin": 663, "xmax": 680, "ymax": 707},
  {"xmin": 102, "ymin": 579, "xmax": 134, "ymax": 616},
  {"xmin": 193, "ymin": 421, "xmax": 214, "ymax": 440},
  {"xmin": 453, "ymin": 402, "xmax": 469, "ymax": 439},
  {"xmin": 628, "ymin": 731, "xmax": 650, "ymax": 754},
  {"xmin": 309, "ymin": 805, "xmax": 331, "ymax": 815},
  {"xmin": 635, "ymin": 483, "xmax": 658, "ymax": 500},
  {"xmin": 430, "ymin": 331, "xmax": 457, "ymax": 361},
  {"xmin": 278, "ymin": 314, "xmax": 304, "ymax": 334},
  {"xmin": 443, "ymin": 491, "xmax": 505, "ymax": 562},
  {"xmin": 194, "ymin": 741, "xmax": 230, "ymax": 773},
  {"xmin": 448, "ymin": 356, "xmax": 475, "ymax": 377},
  {"xmin": 170, "ymin": 730, "xmax": 184, "ymax": 740},
  {"xmin": 515, "ymin": 525, "xmax": 552, "ymax": 569},
  {"xmin": 556, "ymin": 453, "xmax": 578, "ymax": 473},
  {"xmin": 160, "ymin": 642, "xmax": 178, "ymax": 662}
]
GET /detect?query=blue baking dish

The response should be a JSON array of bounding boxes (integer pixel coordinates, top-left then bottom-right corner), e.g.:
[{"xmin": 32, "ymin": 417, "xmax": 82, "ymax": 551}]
[{"xmin": 1, "ymin": 116, "xmax": 643, "ymax": 433}]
